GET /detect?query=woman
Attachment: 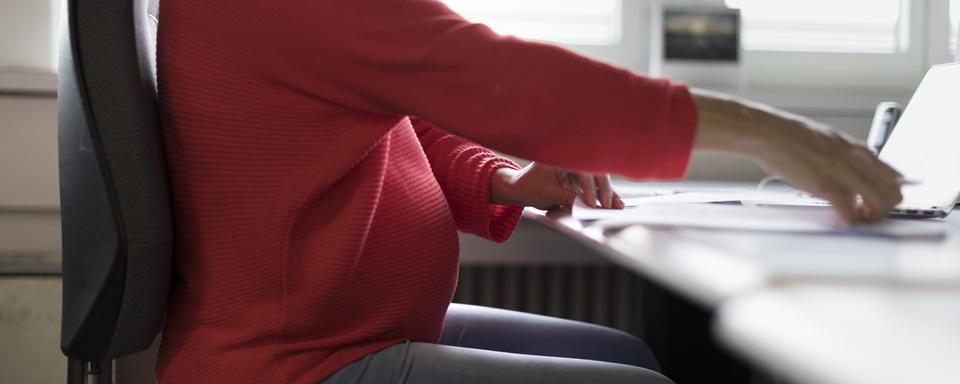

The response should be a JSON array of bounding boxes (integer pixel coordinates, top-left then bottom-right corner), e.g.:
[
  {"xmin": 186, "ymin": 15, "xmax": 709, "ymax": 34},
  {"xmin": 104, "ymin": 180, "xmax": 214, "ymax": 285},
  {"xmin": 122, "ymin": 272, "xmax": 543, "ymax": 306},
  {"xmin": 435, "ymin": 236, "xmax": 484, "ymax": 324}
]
[{"xmin": 155, "ymin": 0, "xmax": 902, "ymax": 383}]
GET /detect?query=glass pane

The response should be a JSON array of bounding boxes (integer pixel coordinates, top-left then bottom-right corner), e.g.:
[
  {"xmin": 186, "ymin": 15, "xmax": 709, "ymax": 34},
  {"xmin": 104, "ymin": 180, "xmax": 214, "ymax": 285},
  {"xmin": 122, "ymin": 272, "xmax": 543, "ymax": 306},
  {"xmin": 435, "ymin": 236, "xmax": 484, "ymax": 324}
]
[
  {"xmin": 726, "ymin": 0, "xmax": 905, "ymax": 53},
  {"xmin": 440, "ymin": 0, "xmax": 622, "ymax": 46}
]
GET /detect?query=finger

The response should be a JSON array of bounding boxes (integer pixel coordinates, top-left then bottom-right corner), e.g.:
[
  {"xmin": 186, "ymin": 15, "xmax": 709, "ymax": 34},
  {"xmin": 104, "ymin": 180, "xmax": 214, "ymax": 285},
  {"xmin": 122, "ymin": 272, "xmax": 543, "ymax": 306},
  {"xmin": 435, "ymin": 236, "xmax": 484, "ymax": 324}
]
[
  {"xmin": 613, "ymin": 193, "xmax": 625, "ymax": 209},
  {"xmin": 844, "ymin": 173, "xmax": 890, "ymax": 222},
  {"xmin": 815, "ymin": 146, "xmax": 895, "ymax": 221},
  {"xmin": 855, "ymin": 153, "xmax": 903, "ymax": 211},
  {"xmin": 841, "ymin": 168, "xmax": 892, "ymax": 222},
  {"xmin": 866, "ymin": 158, "xmax": 904, "ymax": 206},
  {"xmin": 573, "ymin": 174, "xmax": 598, "ymax": 208},
  {"xmin": 818, "ymin": 183, "xmax": 859, "ymax": 224},
  {"xmin": 845, "ymin": 153, "xmax": 902, "ymax": 219},
  {"xmin": 595, "ymin": 175, "xmax": 614, "ymax": 209}
]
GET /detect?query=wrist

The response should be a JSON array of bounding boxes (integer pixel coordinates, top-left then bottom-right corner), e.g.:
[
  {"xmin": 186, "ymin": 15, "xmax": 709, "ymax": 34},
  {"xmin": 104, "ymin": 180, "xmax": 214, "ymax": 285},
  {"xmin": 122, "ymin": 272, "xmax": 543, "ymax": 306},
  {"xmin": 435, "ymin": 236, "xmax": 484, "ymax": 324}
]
[
  {"xmin": 489, "ymin": 167, "xmax": 520, "ymax": 205},
  {"xmin": 692, "ymin": 89, "xmax": 770, "ymax": 158}
]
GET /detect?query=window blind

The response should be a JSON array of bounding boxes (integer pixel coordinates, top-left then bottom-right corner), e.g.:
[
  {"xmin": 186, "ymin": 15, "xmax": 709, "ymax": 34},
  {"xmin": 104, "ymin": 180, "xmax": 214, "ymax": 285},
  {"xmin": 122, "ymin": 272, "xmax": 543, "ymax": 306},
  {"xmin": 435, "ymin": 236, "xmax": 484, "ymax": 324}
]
[
  {"xmin": 726, "ymin": 0, "xmax": 905, "ymax": 53},
  {"xmin": 441, "ymin": 0, "xmax": 622, "ymax": 46}
]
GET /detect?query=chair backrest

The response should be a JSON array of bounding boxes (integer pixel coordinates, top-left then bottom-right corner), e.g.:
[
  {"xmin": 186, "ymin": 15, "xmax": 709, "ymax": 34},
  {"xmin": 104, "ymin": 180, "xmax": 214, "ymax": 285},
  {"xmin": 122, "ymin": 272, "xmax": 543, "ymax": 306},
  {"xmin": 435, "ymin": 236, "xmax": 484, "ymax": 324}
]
[{"xmin": 59, "ymin": 0, "xmax": 172, "ymax": 362}]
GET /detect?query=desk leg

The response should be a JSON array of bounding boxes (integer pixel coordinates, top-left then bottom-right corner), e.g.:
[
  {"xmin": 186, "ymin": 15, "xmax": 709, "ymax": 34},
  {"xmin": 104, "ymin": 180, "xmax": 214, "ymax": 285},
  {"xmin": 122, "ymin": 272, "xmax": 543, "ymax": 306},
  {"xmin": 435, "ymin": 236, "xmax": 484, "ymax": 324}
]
[{"xmin": 642, "ymin": 280, "xmax": 751, "ymax": 384}]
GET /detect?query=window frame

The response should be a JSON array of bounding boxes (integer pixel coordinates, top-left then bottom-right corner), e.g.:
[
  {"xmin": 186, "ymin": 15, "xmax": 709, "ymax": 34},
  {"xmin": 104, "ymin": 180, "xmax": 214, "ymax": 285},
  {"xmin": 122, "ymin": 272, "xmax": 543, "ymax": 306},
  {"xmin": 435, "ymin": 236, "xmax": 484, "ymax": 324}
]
[
  {"xmin": 949, "ymin": 0, "xmax": 960, "ymax": 56},
  {"xmin": 926, "ymin": 0, "xmax": 956, "ymax": 66}
]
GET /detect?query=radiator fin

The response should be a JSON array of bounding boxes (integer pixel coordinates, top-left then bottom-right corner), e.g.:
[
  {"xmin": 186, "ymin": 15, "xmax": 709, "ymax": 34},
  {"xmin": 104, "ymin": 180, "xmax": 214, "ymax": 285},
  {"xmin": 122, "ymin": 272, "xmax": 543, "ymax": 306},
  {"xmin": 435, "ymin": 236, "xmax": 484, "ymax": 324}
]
[{"xmin": 453, "ymin": 265, "xmax": 644, "ymax": 337}]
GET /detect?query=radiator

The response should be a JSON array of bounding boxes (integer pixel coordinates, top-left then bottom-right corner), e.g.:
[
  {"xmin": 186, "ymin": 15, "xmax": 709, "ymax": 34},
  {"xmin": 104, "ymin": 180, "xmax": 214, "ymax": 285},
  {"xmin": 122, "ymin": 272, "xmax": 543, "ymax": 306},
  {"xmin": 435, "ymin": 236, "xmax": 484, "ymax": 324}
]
[{"xmin": 453, "ymin": 264, "xmax": 646, "ymax": 337}]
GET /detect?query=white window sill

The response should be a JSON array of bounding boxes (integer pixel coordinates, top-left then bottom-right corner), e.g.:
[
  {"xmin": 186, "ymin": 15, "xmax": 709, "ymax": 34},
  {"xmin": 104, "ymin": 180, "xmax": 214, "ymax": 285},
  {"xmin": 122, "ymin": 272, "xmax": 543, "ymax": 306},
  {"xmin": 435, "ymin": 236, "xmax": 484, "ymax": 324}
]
[
  {"xmin": 706, "ymin": 86, "xmax": 914, "ymax": 117},
  {"xmin": 0, "ymin": 69, "xmax": 57, "ymax": 95}
]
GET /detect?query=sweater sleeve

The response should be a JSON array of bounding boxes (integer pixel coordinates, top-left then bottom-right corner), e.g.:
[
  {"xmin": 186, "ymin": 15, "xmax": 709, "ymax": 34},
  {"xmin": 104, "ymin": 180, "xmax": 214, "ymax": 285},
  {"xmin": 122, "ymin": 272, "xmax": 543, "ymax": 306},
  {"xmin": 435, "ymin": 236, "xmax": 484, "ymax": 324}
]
[
  {"xmin": 412, "ymin": 118, "xmax": 523, "ymax": 243},
  {"xmin": 248, "ymin": 0, "xmax": 698, "ymax": 180}
]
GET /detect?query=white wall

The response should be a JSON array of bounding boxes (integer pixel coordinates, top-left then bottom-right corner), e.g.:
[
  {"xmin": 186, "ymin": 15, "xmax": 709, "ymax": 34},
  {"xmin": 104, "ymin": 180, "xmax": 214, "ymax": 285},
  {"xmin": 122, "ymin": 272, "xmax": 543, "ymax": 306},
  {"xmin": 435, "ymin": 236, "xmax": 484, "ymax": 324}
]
[
  {"xmin": 0, "ymin": 0, "xmax": 59, "ymax": 72},
  {"xmin": 0, "ymin": 95, "xmax": 59, "ymax": 254},
  {"xmin": 0, "ymin": 96, "xmax": 59, "ymax": 208},
  {"xmin": 0, "ymin": 0, "xmax": 61, "ymax": 254}
]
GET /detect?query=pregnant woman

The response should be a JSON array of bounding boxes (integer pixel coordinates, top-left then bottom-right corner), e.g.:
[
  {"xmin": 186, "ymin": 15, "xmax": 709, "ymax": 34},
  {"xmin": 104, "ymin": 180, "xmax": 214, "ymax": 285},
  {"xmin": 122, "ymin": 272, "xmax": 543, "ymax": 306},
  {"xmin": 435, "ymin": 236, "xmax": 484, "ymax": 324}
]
[{"xmin": 155, "ymin": 0, "xmax": 902, "ymax": 383}]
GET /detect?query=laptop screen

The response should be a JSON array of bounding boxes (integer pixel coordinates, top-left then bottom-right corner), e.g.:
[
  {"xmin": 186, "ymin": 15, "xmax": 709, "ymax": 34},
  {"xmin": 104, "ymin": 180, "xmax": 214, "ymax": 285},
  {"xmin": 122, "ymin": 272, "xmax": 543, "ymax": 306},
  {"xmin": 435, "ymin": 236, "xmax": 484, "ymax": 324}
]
[{"xmin": 879, "ymin": 63, "xmax": 960, "ymax": 210}]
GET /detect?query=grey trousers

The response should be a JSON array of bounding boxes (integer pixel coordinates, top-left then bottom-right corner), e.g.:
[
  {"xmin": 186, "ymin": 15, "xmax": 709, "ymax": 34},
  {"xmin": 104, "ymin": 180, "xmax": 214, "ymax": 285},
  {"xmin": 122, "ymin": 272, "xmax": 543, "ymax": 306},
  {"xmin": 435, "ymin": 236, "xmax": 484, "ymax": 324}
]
[{"xmin": 320, "ymin": 304, "xmax": 674, "ymax": 384}]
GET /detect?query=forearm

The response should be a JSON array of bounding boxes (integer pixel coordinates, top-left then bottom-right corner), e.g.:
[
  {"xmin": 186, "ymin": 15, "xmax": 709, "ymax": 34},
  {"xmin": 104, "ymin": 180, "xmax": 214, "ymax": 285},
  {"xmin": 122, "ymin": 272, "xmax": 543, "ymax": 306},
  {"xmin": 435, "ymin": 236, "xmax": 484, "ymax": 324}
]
[{"xmin": 691, "ymin": 88, "xmax": 819, "ymax": 158}]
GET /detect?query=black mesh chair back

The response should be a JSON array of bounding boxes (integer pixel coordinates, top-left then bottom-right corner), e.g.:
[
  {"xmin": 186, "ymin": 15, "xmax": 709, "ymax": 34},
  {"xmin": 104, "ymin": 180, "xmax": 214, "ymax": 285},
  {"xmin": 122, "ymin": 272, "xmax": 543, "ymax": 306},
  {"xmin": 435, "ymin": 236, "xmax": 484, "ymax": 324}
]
[{"xmin": 58, "ymin": 0, "xmax": 170, "ymax": 381}]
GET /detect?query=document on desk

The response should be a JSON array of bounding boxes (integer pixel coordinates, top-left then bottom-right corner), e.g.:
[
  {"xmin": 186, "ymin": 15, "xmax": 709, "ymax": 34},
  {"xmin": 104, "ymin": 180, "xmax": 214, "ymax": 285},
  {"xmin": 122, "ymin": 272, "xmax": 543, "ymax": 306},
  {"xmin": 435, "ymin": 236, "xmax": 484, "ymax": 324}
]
[
  {"xmin": 573, "ymin": 200, "xmax": 947, "ymax": 240},
  {"xmin": 618, "ymin": 191, "xmax": 766, "ymax": 207}
]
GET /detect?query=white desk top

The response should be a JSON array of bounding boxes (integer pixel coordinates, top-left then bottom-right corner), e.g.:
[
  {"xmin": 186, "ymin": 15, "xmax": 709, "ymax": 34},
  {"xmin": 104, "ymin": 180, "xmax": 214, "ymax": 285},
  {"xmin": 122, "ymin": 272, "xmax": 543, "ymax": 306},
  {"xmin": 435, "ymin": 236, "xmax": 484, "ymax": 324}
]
[
  {"xmin": 524, "ymin": 181, "xmax": 960, "ymax": 384},
  {"xmin": 716, "ymin": 284, "xmax": 960, "ymax": 384},
  {"xmin": 524, "ymin": 181, "xmax": 960, "ymax": 308}
]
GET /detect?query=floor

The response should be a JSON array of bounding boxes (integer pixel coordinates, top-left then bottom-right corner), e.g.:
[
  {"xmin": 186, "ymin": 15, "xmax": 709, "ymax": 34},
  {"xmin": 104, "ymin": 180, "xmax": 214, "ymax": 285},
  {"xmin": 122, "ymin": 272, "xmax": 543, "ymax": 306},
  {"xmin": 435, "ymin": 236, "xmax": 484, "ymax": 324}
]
[{"xmin": 0, "ymin": 276, "xmax": 64, "ymax": 384}]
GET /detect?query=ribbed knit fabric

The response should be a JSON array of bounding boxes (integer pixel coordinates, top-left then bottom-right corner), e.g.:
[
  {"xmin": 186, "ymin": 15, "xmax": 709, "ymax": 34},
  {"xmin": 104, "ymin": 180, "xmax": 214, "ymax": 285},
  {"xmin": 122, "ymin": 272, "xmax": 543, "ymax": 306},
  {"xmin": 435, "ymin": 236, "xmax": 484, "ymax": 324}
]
[{"xmin": 156, "ymin": 0, "xmax": 698, "ymax": 383}]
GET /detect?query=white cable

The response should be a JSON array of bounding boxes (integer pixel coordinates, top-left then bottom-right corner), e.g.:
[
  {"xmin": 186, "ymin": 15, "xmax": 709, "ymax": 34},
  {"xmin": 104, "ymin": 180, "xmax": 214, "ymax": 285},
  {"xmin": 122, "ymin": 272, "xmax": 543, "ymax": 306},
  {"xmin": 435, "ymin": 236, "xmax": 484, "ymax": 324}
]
[{"xmin": 756, "ymin": 176, "xmax": 784, "ymax": 192}]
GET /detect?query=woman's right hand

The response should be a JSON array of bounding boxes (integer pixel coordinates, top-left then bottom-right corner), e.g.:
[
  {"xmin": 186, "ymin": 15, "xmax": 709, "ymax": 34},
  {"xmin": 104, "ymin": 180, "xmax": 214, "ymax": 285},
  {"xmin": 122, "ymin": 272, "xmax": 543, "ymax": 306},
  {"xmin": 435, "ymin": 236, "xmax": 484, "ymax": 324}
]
[{"xmin": 691, "ymin": 89, "xmax": 903, "ymax": 223}]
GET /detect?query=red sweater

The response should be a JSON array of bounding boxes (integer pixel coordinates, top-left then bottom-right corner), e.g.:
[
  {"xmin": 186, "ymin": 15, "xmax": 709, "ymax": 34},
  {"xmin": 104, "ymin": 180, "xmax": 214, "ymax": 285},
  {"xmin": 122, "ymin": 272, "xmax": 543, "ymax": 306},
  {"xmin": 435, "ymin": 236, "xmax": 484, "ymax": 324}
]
[{"xmin": 156, "ymin": 0, "xmax": 697, "ymax": 383}]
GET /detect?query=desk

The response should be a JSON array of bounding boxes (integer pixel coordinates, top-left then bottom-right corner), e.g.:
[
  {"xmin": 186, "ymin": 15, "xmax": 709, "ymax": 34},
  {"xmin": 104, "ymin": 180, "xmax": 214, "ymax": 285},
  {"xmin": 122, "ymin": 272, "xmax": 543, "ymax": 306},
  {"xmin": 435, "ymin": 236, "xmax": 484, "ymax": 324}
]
[
  {"xmin": 716, "ymin": 284, "xmax": 960, "ymax": 384},
  {"xmin": 524, "ymin": 181, "xmax": 960, "ymax": 384}
]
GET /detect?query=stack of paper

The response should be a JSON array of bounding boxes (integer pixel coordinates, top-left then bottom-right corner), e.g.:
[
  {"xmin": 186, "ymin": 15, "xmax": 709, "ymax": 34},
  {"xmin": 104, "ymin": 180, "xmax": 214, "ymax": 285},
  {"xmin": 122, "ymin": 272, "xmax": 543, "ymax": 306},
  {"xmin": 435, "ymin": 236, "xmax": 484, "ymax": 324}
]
[{"xmin": 573, "ymin": 196, "xmax": 946, "ymax": 240}]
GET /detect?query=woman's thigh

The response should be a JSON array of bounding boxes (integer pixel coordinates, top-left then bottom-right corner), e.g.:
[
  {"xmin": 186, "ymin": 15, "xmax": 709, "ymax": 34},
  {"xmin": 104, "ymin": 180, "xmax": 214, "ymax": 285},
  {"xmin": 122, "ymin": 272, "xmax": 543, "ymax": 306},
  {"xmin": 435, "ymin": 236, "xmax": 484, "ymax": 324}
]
[
  {"xmin": 439, "ymin": 303, "xmax": 660, "ymax": 371},
  {"xmin": 322, "ymin": 341, "xmax": 673, "ymax": 384}
]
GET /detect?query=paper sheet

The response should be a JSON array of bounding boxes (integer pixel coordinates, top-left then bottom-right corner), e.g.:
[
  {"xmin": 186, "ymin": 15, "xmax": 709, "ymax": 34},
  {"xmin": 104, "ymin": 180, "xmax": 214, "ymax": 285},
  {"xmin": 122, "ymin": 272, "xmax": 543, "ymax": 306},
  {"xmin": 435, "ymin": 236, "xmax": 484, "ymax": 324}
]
[
  {"xmin": 573, "ymin": 200, "xmax": 946, "ymax": 240},
  {"xmin": 619, "ymin": 191, "xmax": 767, "ymax": 208}
]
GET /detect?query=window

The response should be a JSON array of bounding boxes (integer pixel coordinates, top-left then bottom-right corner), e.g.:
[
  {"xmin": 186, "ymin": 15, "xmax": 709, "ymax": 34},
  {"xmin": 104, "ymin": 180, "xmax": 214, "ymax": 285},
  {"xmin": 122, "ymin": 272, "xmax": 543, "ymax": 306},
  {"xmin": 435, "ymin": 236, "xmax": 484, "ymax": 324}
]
[
  {"xmin": 952, "ymin": 0, "xmax": 960, "ymax": 54},
  {"xmin": 726, "ymin": 0, "xmax": 905, "ymax": 53},
  {"xmin": 440, "ymin": 0, "xmax": 622, "ymax": 46}
]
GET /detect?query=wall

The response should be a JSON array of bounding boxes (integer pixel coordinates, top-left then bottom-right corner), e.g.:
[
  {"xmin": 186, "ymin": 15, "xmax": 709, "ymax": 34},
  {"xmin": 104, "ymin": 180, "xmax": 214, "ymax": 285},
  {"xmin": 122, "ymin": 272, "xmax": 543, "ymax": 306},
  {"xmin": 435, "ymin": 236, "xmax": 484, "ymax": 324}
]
[
  {"xmin": 1, "ymin": 0, "xmax": 61, "ymax": 255},
  {"xmin": 0, "ymin": 94, "xmax": 59, "ymax": 254},
  {"xmin": 0, "ymin": 0, "xmax": 58, "ymax": 71}
]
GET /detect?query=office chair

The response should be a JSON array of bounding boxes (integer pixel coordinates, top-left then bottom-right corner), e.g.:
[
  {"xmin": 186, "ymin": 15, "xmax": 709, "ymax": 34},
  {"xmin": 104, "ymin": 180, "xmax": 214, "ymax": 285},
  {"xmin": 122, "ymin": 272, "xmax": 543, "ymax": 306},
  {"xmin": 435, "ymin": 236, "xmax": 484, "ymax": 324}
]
[{"xmin": 58, "ymin": 0, "xmax": 170, "ymax": 382}]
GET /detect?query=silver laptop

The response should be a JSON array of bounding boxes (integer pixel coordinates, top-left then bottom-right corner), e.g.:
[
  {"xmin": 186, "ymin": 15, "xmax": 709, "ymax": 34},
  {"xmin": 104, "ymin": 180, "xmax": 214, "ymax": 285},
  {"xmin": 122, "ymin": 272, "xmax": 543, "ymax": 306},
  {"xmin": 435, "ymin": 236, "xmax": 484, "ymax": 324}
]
[{"xmin": 758, "ymin": 63, "xmax": 960, "ymax": 218}]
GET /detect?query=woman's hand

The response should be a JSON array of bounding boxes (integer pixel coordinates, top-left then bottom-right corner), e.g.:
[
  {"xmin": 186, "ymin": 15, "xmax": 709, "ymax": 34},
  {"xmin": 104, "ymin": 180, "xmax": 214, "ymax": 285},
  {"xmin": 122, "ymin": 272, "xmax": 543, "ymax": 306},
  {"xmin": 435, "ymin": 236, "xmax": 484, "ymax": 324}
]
[
  {"xmin": 692, "ymin": 89, "xmax": 903, "ymax": 223},
  {"xmin": 490, "ymin": 163, "xmax": 625, "ymax": 210}
]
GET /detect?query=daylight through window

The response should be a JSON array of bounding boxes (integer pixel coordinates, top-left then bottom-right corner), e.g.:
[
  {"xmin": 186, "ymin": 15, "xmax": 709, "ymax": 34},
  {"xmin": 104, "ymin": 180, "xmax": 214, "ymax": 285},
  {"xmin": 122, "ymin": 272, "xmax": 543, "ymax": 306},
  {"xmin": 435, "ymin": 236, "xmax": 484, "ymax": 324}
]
[
  {"xmin": 440, "ymin": 0, "xmax": 622, "ymax": 46},
  {"xmin": 726, "ymin": 0, "xmax": 905, "ymax": 53}
]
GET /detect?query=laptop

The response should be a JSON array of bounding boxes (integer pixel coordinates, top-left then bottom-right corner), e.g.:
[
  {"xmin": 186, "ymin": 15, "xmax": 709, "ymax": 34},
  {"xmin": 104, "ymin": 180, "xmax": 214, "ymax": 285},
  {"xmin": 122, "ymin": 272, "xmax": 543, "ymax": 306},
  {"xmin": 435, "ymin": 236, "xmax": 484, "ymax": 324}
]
[{"xmin": 752, "ymin": 63, "xmax": 960, "ymax": 218}]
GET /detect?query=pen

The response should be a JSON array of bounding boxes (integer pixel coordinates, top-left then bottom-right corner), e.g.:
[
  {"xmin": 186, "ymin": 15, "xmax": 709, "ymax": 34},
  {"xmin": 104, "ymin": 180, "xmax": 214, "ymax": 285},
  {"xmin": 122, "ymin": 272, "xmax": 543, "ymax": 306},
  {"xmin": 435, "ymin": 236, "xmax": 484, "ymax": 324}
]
[{"xmin": 898, "ymin": 179, "xmax": 921, "ymax": 186}]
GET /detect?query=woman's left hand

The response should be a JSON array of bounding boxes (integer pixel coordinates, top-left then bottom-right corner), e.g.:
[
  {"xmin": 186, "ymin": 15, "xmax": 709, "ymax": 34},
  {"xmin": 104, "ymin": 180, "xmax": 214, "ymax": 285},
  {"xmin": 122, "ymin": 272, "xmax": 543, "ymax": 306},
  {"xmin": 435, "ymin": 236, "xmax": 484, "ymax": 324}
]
[{"xmin": 490, "ymin": 162, "xmax": 625, "ymax": 210}]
